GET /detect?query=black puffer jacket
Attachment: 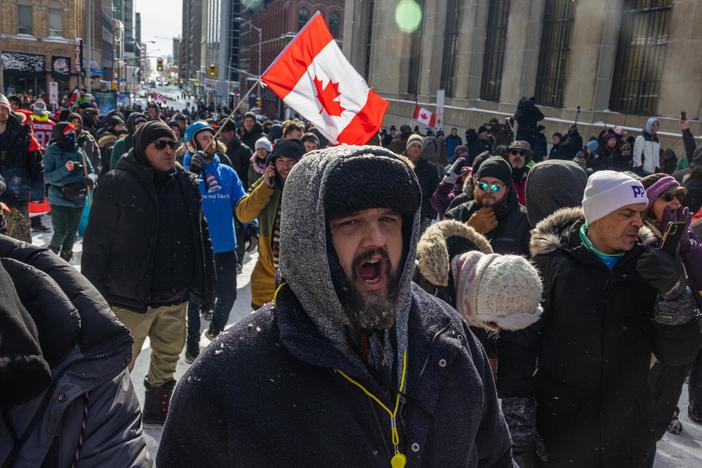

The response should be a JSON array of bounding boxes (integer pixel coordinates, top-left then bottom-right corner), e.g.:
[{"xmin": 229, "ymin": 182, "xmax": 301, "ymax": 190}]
[
  {"xmin": 444, "ymin": 190, "xmax": 530, "ymax": 256},
  {"xmin": 0, "ymin": 235, "xmax": 150, "ymax": 467},
  {"xmin": 82, "ymin": 150, "xmax": 215, "ymax": 313},
  {"xmin": 226, "ymin": 138, "xmax": 253, "ymax": 190},
  {"xmin": 413, "ymin": 158, "xmax": 441, "ymax": 221},
  {"xmin": 498, "ymin": 208, "xmax": 700, "ymax": 467}
]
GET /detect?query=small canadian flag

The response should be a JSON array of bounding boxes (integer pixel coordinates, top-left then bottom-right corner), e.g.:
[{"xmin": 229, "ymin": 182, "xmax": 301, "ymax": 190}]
[
  {"xmin": 413, "ymin": 105, "xmax": 436, "ymax": 128},
  {"xmin": 261, "ymin": 11, "xmax": 388, "ymax": 145}
]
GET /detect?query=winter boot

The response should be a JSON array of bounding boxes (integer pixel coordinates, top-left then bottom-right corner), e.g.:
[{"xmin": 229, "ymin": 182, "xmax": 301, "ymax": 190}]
[
  {"xmin": 184, "ymin": 343, "xmax": 199, "ymax": 365},
  {"xmin": 143, "ymin": 378, "xmax": 176, "ymax": 425},
  {"xmin": 59, "ymin": 250, "xmax": 73, "ymax": 263}
]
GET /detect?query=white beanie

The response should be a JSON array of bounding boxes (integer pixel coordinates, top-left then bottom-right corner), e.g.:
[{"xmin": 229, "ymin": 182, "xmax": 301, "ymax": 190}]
[
  {"xmin": 255, "ymin": 136, "xmax": 272, "ymax": 153},
  {"xmin": 451, "ymin": 252, "xmax": 543, "ymax": 331},
  {"xmin": 582, "ymin": 170, "xmax": 648, "ymax": 225}
]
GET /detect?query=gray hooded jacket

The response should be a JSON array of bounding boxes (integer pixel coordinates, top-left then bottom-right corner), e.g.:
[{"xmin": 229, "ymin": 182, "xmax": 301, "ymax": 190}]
[{"xmin": 158, "ymin": 146, "xmax": 513, "ymax": 467}]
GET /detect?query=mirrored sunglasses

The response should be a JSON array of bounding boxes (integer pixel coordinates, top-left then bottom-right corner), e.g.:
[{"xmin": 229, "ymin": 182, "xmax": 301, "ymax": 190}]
[{"xmin": 478, "ymin": 181, "xmax": 504, "ymax": 193}]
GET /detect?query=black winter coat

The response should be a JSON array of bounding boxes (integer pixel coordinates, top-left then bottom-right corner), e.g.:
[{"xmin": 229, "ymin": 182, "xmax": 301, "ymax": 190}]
[
  {"xmin": 444, "ymin": 191, "xmax": 530, "ymax": 256},
  {"xmin": 158, "ymin": 284, "xmax": 514, "ymax": 467},
  {"xmin": 0, "ymin": 235, "xmax": 150, "ymax": 467},
  {"xmin": 0, "ymin": 113, "xmax": 44, "ymax": 205},
  {"xmin": 240, "ymin": 122, "xmax": 265, "ymax": 152},
  {"xmin": 82, "ymin": 150, "xmax": 215, "ymax": 313},
  {"xmin": 498, "ymin": 208, "xmax": 700, "ymax": 467}
]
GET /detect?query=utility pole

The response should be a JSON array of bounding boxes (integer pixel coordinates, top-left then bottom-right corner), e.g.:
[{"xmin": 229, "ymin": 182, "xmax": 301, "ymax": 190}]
[{"xmin": 0, "ymin": 53, "xmax": 4, "ymax": 94}]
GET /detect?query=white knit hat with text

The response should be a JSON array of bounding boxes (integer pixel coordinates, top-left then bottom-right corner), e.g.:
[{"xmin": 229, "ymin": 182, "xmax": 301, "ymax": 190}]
[{"xmin": 582, "ymin": 170, "xmax": 648, "ymax": 225}]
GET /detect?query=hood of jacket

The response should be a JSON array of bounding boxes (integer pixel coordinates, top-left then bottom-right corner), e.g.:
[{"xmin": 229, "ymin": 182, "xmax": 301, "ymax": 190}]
[
  {"xmin": 525, "ymin": 160, "xmax": 587, "ymax": 227},
  {"xmin": 279, "ymin": 145, "xmax": 421, "ymax": 375},
  {"xmin": 416, "ymin": 220, "xmax": 493, "ymax": 287},
  {"xmin": 126, "ymin": 112, "xmax": 146, "ymax": 134},
  {"xmin": 644, "ymin": 117, "xmax": 660, "ymax": 135},
  {"xmin": 529, "ymin": 207, "xmax": 656, "ymax": 258}
]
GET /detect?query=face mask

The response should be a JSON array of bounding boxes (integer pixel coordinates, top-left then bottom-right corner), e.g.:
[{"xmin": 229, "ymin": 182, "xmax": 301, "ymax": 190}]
[{"xmin": 64, "ymin": 133, "xmax": 76, "ymax": 145}]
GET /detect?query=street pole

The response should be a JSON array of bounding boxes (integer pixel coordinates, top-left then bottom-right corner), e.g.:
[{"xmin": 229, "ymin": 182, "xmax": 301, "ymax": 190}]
[
  {"xmin": 0, "ymin": 53, "xmax": 4, "ymax": 94},
  {"xmin": 86, "ymin": 0, "xmax": 93, "ymax": 93}
]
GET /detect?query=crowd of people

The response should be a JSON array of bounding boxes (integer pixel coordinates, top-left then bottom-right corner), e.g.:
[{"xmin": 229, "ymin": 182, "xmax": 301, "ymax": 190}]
[{"xmin": 1, "ymin": 88, "xmax": 701, "ymax": 467}]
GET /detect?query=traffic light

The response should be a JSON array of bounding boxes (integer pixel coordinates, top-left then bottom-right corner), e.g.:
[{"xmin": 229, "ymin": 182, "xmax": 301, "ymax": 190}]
[
  {"xmin": 208, "ymin": 64, "xmax": 216, "ymax": 77},
  {"xmin": 256, "ymin": 97, "xmax": 263, "ymax": 107},
  {"xmin": 157, "ymin": 57, "xmax": 163, "ymax": 72}
]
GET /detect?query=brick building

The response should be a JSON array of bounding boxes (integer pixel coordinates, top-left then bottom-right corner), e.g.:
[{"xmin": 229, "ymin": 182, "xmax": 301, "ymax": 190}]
[
  {"xmin": 0, "ymin": 0, "xmax": 85, "ymax": 99},
  {"xmin": 243, "ymin": 1, "xmax": 344, "ymax": 118}
]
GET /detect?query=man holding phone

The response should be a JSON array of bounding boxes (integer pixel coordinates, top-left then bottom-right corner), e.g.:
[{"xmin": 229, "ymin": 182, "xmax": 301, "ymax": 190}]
[{"xmin": 236, "ymin": 138, "xmax": 305, "ymax": 308}]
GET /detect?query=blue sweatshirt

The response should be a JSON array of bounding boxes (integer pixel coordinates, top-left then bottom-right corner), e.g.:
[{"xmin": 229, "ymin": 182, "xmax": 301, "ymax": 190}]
[{"xmin": 184, "ymin": 152, "xmax": 246, "ymax": 254}]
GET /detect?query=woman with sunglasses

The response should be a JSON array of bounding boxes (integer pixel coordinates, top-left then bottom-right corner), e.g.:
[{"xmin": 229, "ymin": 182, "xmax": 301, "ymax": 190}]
[
  {"xmin": 641, "ymin": 174, "xmax": 702, "ymax": 442},
  {"xmin": 44, "ymin": 122, "xmax": 97, "ymax": 262}
]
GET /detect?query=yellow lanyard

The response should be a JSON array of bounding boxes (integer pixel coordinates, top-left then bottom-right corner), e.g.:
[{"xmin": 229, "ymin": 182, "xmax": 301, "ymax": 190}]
[{"xmin": 337, "ymin": 352, "xmax": 408, "ymax": 468}]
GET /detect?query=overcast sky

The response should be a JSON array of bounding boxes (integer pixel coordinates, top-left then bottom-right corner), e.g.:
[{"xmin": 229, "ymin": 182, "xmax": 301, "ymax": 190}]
[{"xmin": 134, "ymin": 0, "xmax": 183, "ymax": 60}]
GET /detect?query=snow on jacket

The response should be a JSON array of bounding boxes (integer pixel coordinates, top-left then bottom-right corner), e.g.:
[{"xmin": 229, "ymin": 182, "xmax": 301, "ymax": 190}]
[
  {"xmin": 159, "ymin": 146, "xmax": 513, "ymax": 467},
  {"xmin": 633, "ymin": 118, "xmax": 661, "ymax": 175},
  {"xmin": 183, "ymin": 152, "xmax": 246, "ymax": 254},
  {"xmin": 497, "ymin": 207, "xmax": 699, "ymax": 467},
  {"xmin": 0, "ymin": 235, "xmax": 150, "ymax": 467}
]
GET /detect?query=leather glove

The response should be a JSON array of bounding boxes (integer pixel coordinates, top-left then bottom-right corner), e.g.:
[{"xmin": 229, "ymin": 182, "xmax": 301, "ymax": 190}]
[
  {"xmin": 83, "ymin": 176, "xmax": 96, "ymax": 188},
  {"xmin": 467, "ymin": 207, "xmax": 497, "ymax": 234},
  {"xmin": 661, "ymin": 206, "xmax": 691, "ymax": 253},
  {"xmin": 190, "ymin": 151, "xmax": 207, "ymax": 173},
  {"xmin": 636, "ymin": 248, "xmax": 683, "ymax": 293},
  {"xmin": 246, "ymin": 236, "xmax": 258, "ymax": 253},
  {"xmin": 443, "ymin": 157, "xmax": 466, "ymax": 185}
]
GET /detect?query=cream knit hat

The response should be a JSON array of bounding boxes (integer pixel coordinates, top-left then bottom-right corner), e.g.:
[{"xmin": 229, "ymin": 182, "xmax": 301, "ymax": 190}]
[{"xmin": 451, "ymin": 251, "xmax": 543, "ymax": 331}]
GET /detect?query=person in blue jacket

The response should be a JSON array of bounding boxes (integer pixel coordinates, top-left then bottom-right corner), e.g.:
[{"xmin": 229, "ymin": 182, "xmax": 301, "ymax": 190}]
[
  {"xmin": 183, "ymin": 121, "xmax": 246, "ymax": 363},
  {"xmin": 44, "ymin": 122, "xmax": 97, "ymax": 262}
]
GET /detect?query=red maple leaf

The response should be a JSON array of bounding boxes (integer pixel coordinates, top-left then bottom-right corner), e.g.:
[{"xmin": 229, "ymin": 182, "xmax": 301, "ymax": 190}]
[
  {"xmin": 313, "ymin": 76, "xmax": 345, "ymax": 117},
  {"xmin": 420, "ymin": 112, "xmax": 428, "ymax": 120}
]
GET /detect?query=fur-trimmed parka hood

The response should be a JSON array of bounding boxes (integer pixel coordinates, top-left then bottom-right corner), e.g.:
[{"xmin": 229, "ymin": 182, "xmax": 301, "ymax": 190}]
[
  {"xmin": 529, "ymin": 207, "xmax": 656, "ymax": 258},
  {"xmin": 416, "ymin": 220, "xmax": 492, "ymax": 287}
]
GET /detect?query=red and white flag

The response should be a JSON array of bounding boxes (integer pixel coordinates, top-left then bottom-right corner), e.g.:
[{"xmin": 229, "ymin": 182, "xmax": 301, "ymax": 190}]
[
  {"xmin": 413, "ymin": 105, "xmax": 436, "ymax": 128},
  {"xmin": 261, "ymin": 12, "xmax": 388, "ymax": 145}
]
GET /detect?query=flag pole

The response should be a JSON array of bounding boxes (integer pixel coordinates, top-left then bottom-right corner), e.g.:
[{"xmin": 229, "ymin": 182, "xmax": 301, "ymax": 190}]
[{"xmin": 203, "ymin": 79, "xmax": 261, "ymax": 151}]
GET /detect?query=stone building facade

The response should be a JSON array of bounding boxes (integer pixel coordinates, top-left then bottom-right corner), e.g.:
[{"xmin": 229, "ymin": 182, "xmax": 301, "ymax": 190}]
[
  {"xmin": 343, "ymin": 0, "xmax": 702, "ymax": 152},
  {"xmin": 0, "ymin": 0, "xmax": 85, "ymax": 98}
]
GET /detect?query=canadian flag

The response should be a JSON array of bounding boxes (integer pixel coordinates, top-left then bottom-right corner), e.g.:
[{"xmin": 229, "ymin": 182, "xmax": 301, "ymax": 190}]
[
  {"xmin": 413, "ymin": 105, "xmax": 436, "ymax": 127},
  {"xmin": 261, "ymin": 12, "xmax": 388, "ymax": 145}
]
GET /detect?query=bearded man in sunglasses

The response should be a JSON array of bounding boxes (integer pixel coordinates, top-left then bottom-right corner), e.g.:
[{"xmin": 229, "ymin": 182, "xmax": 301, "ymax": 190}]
[
  {"xmin": 505, "ymin": 140, "xmax": 532, "ymax": 206},
  {"xmin": 446, "ymin": 156, "xmax": 531, "ymax": 256},
  {"xmin": 83, "ymin": 121, "xmax": 215, "ymax": 424}
]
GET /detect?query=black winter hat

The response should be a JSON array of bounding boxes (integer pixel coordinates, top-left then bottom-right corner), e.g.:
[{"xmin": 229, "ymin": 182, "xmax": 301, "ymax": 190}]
[
  {"xmin": 475, "ymin": 156, "xmax": 513, "ymax": 188},
  {"xmin": 243, "ymin": 111, "xmax": 256, "ymax": 121},
  {"xmin": 324, "ymin": 149, "xmax": 420, "ymax": 220},
  {"xmin": 126, "ymin": 112, "xmax": 147, "ymax": 134},
  {"xmin": 67, "ymin": 112, "xmax": 83, "ymax": 127},
  {"xmin": 267, "ymin": 138, "xmax": 306, "ymax": 164},
  {"xmin": 133, "ymin": 121, "xmax": 176, "ymax": 166}
]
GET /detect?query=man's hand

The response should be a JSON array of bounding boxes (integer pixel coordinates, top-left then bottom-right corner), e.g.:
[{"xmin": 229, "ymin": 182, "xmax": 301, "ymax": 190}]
[
  {"xmin": 467, "ymin": 207, "xmax": 497, "ymax": 234},
  {"xmin": 263, "ymin": 165, "xmax": 276, "ymax": 188},
  {"xmin": 681, "ymin": 119, "xmax": 690, "ymax": 131},
  {"xmin": 662, "ymin": 206, "xmax": 692, "ymax": 252},
  {"xmin": 637, "ymin": 249, "xmax": 683, "ymax": 293},
  {"xmin": 83, "ymin": 176, "xmax": 96, "ymax": 189},
  {"xmin": 189, "ymin": 151, "xmax": 207, "ymax": 173},
  {"xmin": 65, "ymin": 160, "xmax": 75, "ymax": 171}
]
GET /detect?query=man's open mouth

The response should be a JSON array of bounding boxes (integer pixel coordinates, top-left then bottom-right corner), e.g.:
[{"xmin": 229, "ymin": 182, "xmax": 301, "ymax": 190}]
[{"xmin": 358, "ymin": 258, "xmax": 382, "ymax": 285}]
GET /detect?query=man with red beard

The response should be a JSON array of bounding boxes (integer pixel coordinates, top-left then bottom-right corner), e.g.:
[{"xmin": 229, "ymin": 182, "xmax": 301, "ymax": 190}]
[{"xmin": 159, "ymin": 145, "xmax": 513, "ymax": 467}]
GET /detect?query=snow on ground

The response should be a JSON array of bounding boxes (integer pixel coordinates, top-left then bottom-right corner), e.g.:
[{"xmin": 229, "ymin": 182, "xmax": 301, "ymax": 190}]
[{"xmin": 32, "ymin": 214, "xmax": 702, "ymax": 465}]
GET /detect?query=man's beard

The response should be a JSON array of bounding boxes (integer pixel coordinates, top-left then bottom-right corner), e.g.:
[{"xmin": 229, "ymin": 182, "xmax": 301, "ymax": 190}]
[{"xmin": 338, "ymin": 248, "xmax": 400, "ymax": 332}]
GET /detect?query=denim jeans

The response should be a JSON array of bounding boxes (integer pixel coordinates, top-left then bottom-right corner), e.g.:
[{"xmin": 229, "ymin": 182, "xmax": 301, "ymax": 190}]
[{"xmin": 187, "ymin": 250, "xmax": 237, "ymax": 348}]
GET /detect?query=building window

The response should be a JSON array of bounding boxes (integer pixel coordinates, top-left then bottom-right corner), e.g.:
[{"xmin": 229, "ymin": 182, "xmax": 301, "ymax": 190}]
[
  {"xmin": 329, "ymin": 11, "xmax": 340, "ymax": 39},
  {"xmin": 535, "ymin": 0, "xmax": 574, "ymax": 107},
  {"xmin": 440, "ymin": 0, "xmax": 461, "ymax": 97},
  {"xmin": 610, "ymin": 0, "xmax": 673, "ymax": 115},
  {"xmin": 297, "ymin": 7, "xmax": 309, "ymax": 31},
  {"xmin": 364, "ymin": 1, "xmax": 375, "ymax": 80},
  {"xmin": 17, "ymin": 5, "xmax": 33, "ymax": 35},
  {"xmin": 48, "ymin": 7, "xmax": 63, "ymax": 37},
  {"xmin": 480, "ymin": 0, "xmax": 510, "ymax": 102}
]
